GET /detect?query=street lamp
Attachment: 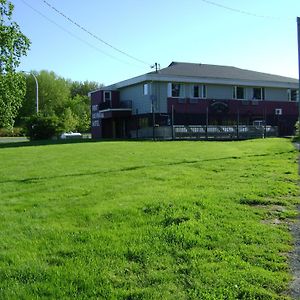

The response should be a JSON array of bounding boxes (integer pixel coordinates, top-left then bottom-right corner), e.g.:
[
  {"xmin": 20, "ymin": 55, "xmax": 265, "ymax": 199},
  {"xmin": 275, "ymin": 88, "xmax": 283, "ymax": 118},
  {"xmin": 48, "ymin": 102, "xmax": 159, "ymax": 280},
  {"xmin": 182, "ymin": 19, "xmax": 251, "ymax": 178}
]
[{"xmin": 21, "ymin": 71, "xmax": 39, "ymax": 114}]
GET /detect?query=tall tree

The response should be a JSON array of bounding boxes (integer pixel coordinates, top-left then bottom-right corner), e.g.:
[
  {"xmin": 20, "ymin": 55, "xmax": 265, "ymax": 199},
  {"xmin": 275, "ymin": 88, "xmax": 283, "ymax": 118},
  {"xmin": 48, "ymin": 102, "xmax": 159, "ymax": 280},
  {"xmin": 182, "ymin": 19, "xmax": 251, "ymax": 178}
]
[
  {"xmin": 0, "ymin": 0, "xmax": 30, "ymax": 129},
  {"xmin": 19, "ymin": 70, "xmax": 71, "ymax": 119}
]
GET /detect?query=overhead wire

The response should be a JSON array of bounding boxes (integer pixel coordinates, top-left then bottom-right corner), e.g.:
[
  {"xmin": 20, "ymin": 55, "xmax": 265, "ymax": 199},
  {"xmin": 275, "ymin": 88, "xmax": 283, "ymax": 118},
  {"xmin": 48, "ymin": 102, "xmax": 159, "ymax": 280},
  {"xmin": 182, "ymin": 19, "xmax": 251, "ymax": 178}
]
[
  {"xmin": 42, "ymin": 0, "xmax": 151, "ymax": 66},
  {"xmin": 19, "ymin": 0, "xmax": 145, "ymax": 68},
  {"xmin": 199, "ymin": 0, "xmax": 295, "ymax": 21}
]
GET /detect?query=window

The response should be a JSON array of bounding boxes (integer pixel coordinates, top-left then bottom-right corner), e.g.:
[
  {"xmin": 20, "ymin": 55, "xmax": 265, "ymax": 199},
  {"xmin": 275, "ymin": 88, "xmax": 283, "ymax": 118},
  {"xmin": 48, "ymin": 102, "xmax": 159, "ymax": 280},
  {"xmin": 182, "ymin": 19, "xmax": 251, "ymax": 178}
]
[
  {"xmin": 168, "ymin": 83, "xmax": 184, "ymax": 97},
  {"xmin": 92, "ymin": 104, "xmax": 98, "ymax": 111},
  {"xmin": 139, "ymin": 117, "xmax": 149, "ymax": 128},
  {"xmin": 253, "ymin": 87, "xmax": 265, "ymax": 100},
  {"xmin": 288, "ymin": 89, "xmax": 299, "ymax": 101},
  {"xmin": 202, "ymin": 85, "xmax": 207, "ymax": 98},
  {"xmin": 143, "ymin": 83, "xmax": 149, "ymax": 95},
  {"xmin": 104, "ymin": 91, "xmax": 111, "ymax": 102},
  {"xmin": 193, "ymin": 85, "xmax": 200, "ymax": 98},
  {"xmin": 193, "ymin": 85, "xmax": 206, "ymax": 98},
  {"xmin": 233, "ymin": 86, "xmax": 245, "ymax": 99},
  {"xmin": 172, "ymin": 83, "xmax": 181, "ymax": 97}
]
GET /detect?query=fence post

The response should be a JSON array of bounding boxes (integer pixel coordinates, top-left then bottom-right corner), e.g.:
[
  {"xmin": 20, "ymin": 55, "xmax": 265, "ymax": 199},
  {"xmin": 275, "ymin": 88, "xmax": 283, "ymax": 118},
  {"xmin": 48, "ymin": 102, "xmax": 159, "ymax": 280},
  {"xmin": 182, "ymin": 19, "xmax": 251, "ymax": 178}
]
[
  {"xmin": 236, "ymin": 108, "xmax": 240, "ymax": 140},
  {"xmin": 206, "ymin": 106, "xmax": 209, "ymax": 140},
  {"xmin": 171, "ymin": 104, "xmax": 174, "ymax": 140}
]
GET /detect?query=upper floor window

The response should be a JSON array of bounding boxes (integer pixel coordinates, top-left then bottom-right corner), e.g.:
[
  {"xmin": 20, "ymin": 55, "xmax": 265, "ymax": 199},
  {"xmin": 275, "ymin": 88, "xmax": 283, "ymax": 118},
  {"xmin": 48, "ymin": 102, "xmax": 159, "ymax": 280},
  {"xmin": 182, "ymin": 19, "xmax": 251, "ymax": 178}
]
[
  {"xmin": 193, "ymin": 85, "xmax": 200, "ymax": 98},
  {"xmin": 288, "ymin": 89, "xmax": 299, "ymax": 101},
  {"xmin": 253, "ymin": 87, "xmax": 265, "ymax": 100},
  {"xmin": 202, "ymin": 85, "xmax": 207, "ymax": 98},
  {"xmin": 233, "ymin": 86, "xmax": 245, "ymax": 100},
  {"xmin": 104, "ymin": 91, "xmax": 111, "ymax": 102},
  {"xmin": 143, "ymin": 83, "xmax": 149, "ymax": 95},
  {"xmin": 172, "ymin": 83, "xmax": 181, "ymax": 97},
  {"xmin": 193, "ymin": 85, "xmax": 207, "ymax": 98},
  {"xmin": 168, "ymin": 83, "xmax": 184, "ymax": 98}
]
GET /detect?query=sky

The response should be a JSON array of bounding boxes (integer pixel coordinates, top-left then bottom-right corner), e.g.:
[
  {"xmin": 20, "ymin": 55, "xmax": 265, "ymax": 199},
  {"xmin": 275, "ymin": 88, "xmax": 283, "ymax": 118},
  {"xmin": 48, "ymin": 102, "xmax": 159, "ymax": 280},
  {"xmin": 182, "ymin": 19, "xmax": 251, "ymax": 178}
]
[{"xmin": 11, "ymin": 0, "xmax": 300, "ymax": 86}]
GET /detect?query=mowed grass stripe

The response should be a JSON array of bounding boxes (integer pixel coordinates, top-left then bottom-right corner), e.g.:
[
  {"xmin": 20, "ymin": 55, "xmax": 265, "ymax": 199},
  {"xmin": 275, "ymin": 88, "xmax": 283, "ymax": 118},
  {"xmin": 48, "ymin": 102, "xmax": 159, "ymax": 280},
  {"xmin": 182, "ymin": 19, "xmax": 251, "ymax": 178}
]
[{"xmin": 0, "ymin": 138, "xmax": 298, "ymax": 299}]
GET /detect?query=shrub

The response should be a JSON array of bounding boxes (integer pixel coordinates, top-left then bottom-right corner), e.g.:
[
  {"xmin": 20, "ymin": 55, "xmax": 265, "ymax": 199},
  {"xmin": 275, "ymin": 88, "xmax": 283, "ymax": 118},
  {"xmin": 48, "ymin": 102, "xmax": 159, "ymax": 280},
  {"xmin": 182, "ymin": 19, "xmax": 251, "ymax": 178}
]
[
  {"xmin": 0, "ymin": 127, "xmax": 25, "ymax": 137},
  {"xmin": 25, "ymin": 115, "xmax": 60, "ymax": 140}
]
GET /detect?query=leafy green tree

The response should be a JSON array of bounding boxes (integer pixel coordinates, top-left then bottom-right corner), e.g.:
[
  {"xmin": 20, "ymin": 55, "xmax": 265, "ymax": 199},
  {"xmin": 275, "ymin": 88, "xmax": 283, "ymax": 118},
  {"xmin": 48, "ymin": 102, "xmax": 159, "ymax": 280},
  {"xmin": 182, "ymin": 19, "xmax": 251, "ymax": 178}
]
[
  {"xmin": 25, "ymin": 114, "xmax": 59, "ymax": 140},
  {"xmin": 67, "ymin": 94, "xmax": 90, "ymax": 132},
  {"xmin": 70, "ymin": 80, "xmax": 102, "ymax": 98},
  {"xmin": 60, "ymin": 107, "xmax": 78, "ymax": 132},
  {"xmin": 19, "ymin": 70, "xmax": 71, "ymax": 120},
  {"xmin": 17, "ymin": 70, "xmax": 103, "ymax": 133},
  {"xmin": 0, "ymin": 0, "xmax": 30, "ymax": 129}
]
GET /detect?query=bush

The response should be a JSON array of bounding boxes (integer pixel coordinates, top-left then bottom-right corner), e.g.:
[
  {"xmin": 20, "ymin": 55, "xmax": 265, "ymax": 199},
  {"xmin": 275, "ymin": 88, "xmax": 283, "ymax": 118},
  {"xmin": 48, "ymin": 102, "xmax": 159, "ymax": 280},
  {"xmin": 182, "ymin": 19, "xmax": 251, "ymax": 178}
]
[
  {"xmin": 0, "ymin": 127, "xmax": 25, "ymax": 137},
  {"xmin": 25, "ymin": 115, "xmax": 60, "ymax": 140}
]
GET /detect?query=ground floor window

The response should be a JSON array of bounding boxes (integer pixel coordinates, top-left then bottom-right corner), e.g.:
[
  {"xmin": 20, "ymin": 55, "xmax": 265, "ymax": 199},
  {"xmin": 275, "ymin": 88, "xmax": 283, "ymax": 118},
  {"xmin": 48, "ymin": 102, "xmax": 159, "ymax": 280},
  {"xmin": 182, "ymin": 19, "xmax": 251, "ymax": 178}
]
[{"xmin": 139, "ymin": 117, "xmax": 149, "ymax": 128}]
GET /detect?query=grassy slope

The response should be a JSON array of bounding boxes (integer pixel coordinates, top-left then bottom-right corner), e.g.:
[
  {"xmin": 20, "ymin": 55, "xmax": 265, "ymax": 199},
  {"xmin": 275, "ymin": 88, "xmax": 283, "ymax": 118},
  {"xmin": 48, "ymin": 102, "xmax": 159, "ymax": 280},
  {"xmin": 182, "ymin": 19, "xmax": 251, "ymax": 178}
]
[{"xmin": 0, "ymin": 139, "xmax": 298, "ymax": 299}]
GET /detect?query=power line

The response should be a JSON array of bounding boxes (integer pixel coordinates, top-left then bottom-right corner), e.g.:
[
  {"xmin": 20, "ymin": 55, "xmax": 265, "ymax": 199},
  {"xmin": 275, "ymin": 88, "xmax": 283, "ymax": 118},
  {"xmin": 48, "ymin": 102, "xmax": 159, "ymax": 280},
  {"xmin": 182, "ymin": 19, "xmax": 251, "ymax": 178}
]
[
  {"xmin": 199, "ymin": 0, "xmax": 294, "ymax": 21},
  {"xmin": 42, "ymin": 0, "xmax": 151, "ymax": 66},
  {"xmin": 20, "ymin": 0, "xmax": 142, "ymax": 68}
]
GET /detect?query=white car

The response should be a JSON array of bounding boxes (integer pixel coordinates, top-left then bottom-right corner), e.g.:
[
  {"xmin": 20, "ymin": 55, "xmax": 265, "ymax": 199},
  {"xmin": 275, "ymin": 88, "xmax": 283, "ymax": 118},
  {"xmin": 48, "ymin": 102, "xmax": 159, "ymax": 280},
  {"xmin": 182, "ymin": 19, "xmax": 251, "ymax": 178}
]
[{"xmin": 60, "ymin": 132, "xmax": 82, "ymax": 139}]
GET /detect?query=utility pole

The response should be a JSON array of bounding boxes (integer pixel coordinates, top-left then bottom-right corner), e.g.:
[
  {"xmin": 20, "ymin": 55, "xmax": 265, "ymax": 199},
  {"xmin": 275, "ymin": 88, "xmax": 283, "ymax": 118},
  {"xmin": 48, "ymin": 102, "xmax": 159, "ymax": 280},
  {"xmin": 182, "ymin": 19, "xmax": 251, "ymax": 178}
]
[
  {"xmin": 297, "ymin": 17, "xmax": 300, "ymax": 123},
  {"xmin": 152, "ymin": 97, "xmax": 155, "ymax": 140},
  {"xmin": 151, "ymin": 62, "xmax": 160, "ymax": 73},
  {"xmin": 171, "ymin": 104, "xmax": 174, "ymax": 140}
]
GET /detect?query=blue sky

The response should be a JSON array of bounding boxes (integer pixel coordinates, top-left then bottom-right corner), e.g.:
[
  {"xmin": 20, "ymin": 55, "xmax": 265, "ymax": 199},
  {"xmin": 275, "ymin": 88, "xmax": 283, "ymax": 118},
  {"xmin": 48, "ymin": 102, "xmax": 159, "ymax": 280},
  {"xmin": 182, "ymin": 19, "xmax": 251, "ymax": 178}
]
[{"xmin": 12, "ymin": 0, "xmax": 300, "ymax": 86}]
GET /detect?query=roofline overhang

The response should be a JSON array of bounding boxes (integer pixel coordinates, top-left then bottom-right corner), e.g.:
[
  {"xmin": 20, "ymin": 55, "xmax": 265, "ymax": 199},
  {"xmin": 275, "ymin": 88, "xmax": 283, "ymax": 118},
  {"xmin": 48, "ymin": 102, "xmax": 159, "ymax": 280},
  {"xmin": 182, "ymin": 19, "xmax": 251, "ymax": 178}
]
[{"xmin": 90, "ymin": 73, "xmax": 299, "ymax": 94}]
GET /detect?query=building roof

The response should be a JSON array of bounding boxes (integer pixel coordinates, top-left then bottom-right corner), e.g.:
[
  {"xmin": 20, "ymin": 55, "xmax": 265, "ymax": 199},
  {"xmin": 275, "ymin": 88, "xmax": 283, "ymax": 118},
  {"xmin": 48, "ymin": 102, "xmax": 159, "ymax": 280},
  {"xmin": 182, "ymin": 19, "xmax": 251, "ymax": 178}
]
[
  {"xmin": 97, "ymin": 61, "xmax": 298, "ymax": 92},
  {"xmin": 152, "ymin": 62, "xmax": 298, "ymax": 84}
]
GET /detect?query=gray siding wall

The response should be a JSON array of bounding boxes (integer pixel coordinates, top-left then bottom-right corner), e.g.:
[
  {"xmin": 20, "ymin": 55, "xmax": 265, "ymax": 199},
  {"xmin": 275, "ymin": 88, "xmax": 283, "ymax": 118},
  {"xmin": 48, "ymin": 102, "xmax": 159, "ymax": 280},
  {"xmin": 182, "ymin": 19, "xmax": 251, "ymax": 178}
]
[
  {"xmin": 120, "ymin": 84, "xmax": 151, "ymax": 114},
  {"xmin": 120, "ymin": 82, "xmax": 168, "ymax": 114},
  {"xmin": 265, "ymin": 87, "xmax": 288, "ymax": 101},
  {"xmin": 206, "ymin": 85, "xmax": 232, "ymax": 99},
  {"xmin": 152, "ymin": 82, "xmax": 168, "ymax": 113},
  {"xmin": 119, "ymin": 82, "xmax": 291, "ymax": 115}
]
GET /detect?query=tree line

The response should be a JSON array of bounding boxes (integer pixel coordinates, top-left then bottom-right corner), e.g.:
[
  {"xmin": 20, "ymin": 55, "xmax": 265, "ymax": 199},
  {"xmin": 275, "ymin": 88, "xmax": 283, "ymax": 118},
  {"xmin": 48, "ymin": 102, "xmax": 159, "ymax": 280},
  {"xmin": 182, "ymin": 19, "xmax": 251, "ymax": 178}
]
[
  {"xmin": 0, "ymin": 0, "xmax": 103, "ymax": 139},
  {"xmin": 16, "ymin": 71, "xmax": 102, "ymax": 135}
]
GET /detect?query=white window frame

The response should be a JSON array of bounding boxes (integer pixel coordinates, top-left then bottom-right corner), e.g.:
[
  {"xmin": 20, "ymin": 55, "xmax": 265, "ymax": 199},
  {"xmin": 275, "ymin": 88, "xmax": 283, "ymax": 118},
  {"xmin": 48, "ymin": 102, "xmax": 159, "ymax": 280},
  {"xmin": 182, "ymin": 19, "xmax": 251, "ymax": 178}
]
[
  {"xmin": 168, "ymin": 83, "xmax": 184, "ymax": 98},
  {"xmin": 252, "ymin": 87, "xmax": 265, "ymax": 100},
  {"xmin": 202, "ymin": 85, "xmax": 207, "ymax": 98},
  {"xmin": 143, "ymin": 83, "xmax": 149, "ymax": 96},
  {"xmin": 233, "ymin": 86, "xmax": 245, "ymax": 100},
  {"xmin": 192, "ymin": 84, "xmax": 207, "ymax": 99},
  {"xmin": 192, "ymin": 85, "xmax": 200, "ymax": 98},
  {"xmin": 103, "ymin": 91, "xmax": 111, "ymax": 102},
  {"xmin": 288, "ymin": 89, "xmax": 299, "ymax": 101}
]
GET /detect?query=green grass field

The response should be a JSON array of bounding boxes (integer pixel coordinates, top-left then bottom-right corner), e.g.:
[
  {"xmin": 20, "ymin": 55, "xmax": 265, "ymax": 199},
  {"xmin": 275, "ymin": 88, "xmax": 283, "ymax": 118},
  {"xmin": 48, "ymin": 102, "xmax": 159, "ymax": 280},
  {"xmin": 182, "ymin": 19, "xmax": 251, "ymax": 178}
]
[{"xmin": 0, "ymin": 138, "xmax": 298, "ymax": 299}]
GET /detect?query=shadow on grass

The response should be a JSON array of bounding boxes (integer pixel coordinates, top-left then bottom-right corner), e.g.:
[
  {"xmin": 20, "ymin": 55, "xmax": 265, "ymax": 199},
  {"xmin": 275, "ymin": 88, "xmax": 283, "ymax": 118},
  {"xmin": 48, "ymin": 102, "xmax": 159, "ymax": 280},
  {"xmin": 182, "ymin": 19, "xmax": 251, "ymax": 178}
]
[
  {"xmin": 0, "ymin": 138, "xmax": 131, "ymax": 149},
  {"xmin": 0, "ymin": 136, "xmax": 163, "ymax": 149},
  {"xmin": 0, "ymin": 150, "xmax": 294, "ymax": 185}
]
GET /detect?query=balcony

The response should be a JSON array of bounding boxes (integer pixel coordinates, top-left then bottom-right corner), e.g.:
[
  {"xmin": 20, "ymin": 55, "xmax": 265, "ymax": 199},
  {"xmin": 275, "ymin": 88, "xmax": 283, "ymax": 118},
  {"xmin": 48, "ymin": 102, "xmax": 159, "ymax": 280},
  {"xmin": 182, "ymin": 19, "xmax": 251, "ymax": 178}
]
[
  {"xmin": 97, "ymin": 100, "xmax": 132, "ymax": 119},
  {"xmin": 98, "ymin": 100, "xmax": 132, "ymax": 111}
]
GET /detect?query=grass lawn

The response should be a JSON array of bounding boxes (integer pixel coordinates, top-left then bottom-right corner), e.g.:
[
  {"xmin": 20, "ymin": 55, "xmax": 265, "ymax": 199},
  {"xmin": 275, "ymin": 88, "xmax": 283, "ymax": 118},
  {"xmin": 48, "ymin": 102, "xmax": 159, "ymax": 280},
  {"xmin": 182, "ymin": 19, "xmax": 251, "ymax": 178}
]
[{"xmin": 0, "ymin": 138, "xmax": 299, "ymax": 299}]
